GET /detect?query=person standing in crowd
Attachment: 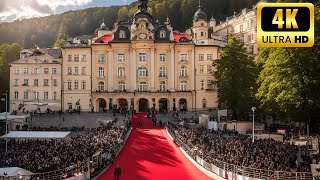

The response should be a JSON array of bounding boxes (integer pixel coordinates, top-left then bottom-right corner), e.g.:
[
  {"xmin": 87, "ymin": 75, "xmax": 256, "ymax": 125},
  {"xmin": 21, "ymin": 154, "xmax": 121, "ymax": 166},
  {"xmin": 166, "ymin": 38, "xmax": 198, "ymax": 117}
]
[
  {"xmin": 138, "ymin": 119, "xmax": 142, "ymax": 127},
  {"xmin": 114, "ymin": 164, "xmax": 121, "ymax": 180}
]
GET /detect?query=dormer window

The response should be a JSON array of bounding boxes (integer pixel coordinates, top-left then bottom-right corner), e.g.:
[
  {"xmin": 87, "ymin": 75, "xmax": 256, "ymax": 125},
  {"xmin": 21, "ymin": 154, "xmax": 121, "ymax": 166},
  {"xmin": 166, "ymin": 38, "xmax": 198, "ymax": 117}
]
[
  {"xmin": 201, "ymin": 32, "xmax": 204, "ymax": 37},
  {"xmin": 160, "ymin": 30, "xmax": 166, "ymax": 38},
  {"xmin": 119, "ymin": 30, "xmax": 126, "ymax": 39}
]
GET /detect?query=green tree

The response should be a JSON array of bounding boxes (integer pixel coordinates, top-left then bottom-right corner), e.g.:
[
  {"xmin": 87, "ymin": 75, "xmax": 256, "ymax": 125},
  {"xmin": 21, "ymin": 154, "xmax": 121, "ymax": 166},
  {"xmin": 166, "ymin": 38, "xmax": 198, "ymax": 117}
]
[
  {"xmin": 118, "ymin": 7, "xmax": 130, "ymax": 21},
  {"xmin": 53, "ymin": 39, "xmax": 66, "ymax": 48},
  {"xmin": 213, "ymin": 35, "xmax": 258, "ymax": 119}
]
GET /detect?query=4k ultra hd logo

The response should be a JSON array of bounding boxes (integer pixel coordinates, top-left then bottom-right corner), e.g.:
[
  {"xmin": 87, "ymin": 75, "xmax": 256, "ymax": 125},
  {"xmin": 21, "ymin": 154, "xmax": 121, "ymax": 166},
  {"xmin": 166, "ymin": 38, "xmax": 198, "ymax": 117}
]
[{"xmin": 257, "ymin": 3, "xmax": 314, "ymax": 47}]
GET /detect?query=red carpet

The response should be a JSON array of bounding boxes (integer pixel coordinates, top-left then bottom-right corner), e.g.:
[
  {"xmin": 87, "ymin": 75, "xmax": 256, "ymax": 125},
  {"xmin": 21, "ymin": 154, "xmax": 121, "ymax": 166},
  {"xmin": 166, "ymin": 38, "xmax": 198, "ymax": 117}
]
[{"xmin": 97, "ymin": 113, "xmax": 213, "ymax": 180}]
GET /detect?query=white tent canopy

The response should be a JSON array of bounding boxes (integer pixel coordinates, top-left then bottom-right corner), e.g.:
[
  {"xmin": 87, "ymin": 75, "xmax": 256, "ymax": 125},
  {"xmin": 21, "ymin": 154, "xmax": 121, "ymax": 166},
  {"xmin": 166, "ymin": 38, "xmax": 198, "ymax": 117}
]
[
  {"xmin": 0, "ymin": 131, "xmax": 70, "ymax": 139},
  {"xmin": 0, "ymin": 167, "xmax": 34, "ymax": 177},
  {"xmin": 0, "ymin": 113, "xmax": 30, "ymax": 120}
]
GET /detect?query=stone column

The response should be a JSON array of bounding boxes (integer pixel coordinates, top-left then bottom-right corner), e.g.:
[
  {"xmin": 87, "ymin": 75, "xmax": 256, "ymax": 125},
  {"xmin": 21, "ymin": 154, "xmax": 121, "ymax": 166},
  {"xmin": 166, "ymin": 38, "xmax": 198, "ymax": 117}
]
[
  {"xmin": 170, "ymin": 47, "xmax": 175, "ymax": 91},
  {"xmin": 132, "ymin": 49, "xmax": 137, "ymax": 90},
  {"xmin": 108, "ymin": 51, "xmax": 113, "ymax": 91},
  {"xmin": 150, "ymin": 48, "xmax": 155, "ymax": 91}
]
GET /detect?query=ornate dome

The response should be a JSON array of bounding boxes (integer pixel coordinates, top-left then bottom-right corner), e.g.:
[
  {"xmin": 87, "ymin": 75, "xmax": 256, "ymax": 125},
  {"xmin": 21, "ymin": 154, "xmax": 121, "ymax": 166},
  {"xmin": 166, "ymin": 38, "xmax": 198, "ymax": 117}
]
[{"xmin": 193, "ymin": 2, "xmax": 207, "ymax": 21}]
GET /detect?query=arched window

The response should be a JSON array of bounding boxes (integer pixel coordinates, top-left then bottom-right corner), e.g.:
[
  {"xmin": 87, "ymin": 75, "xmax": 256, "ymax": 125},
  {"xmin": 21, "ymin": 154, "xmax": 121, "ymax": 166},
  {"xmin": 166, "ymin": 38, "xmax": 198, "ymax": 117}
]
[
  {"xmin": 138, "ymin": 81, "xmax": 147, "ymax": 91},
  {"xmin": 118, "ymin": 81, "xmax": 126, "ymax": 91},
  {"xmin": 160, "ymin": 30, "xmax": 166, "ymax": 38},
  {"xmin": 118, "ymin": 67, "xmax": 125, "ymax": 77},
  {"xmin": 119, "ymin": 30, "xmax": 126, "ymax": 39},
  {"xmin": 180, "ymin": 66, "xmax": 187, "ymax": 76},
  {"xmin": 159, "ymin": 67, "xmax": 167, "ymax": 77},
  {"xmin": 180, "ymin": 81, "xmax": 187, "ymax": 91},
  {"xmin": 138, "ymin": 67, "xmax": 148, "ymax": 76},
  {"xmin": 98, "ymin": 81, "xmax": 105, "ymax": 91},
  {"xmin": 98, "ymin": 67, "xmax": 105, "ymax": 77},
  {"xmin": 160, "ymin": 81, "xmax": 166, "ymax": 92},
  {"xmin": 202, "ymin": 99, "xmax": 207, "ymax": 108}
]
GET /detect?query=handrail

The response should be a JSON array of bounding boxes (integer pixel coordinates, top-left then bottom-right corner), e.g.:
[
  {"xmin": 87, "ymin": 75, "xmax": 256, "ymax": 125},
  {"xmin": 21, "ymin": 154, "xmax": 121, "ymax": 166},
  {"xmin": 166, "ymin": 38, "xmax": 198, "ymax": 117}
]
[{"xmin": 166, "ymin": 124, "xmax": 314, "ymax": 180}]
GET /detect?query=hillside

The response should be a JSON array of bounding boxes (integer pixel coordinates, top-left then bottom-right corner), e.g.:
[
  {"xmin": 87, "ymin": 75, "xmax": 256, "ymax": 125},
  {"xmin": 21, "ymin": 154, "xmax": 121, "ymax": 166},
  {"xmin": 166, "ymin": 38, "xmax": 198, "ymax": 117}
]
[{"xmin": 0, "ymin": 0, "xmax": 312, "ymax": 48}]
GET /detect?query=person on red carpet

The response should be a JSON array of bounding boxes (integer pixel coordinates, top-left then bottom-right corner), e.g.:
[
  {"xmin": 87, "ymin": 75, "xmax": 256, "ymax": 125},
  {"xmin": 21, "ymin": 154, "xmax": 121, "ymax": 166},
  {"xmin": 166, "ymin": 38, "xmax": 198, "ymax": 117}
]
[{"xmin": 114, "ymin": 164, "xmax": 121, "ymax": 180}]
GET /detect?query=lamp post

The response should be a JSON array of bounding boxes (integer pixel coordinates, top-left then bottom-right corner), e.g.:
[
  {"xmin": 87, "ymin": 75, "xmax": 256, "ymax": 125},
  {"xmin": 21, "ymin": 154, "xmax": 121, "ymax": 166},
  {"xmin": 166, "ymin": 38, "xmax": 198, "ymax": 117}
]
[{"xmin": 251, "ymin": 107, "xmax": 256, "ymax": 143}]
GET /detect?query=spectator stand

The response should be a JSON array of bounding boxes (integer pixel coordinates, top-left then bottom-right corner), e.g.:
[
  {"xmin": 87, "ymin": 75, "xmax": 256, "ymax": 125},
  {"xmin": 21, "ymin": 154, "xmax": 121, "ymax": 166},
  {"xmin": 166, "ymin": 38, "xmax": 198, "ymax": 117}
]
[{"xmin": 166, "ymin": 123, "xmax": 315, "ymax": 180}]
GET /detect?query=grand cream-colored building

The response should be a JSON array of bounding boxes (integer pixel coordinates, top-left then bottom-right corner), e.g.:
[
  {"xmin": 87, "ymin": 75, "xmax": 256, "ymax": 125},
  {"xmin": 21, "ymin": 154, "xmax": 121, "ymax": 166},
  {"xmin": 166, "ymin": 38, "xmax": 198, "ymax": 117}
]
[
  {"xmin": 10, "ymin": 0, "xmax": 227, "ymax": 113},
  {"xmin": 9, "ymin": 49, "xmax": 62, "ymax": 112}
]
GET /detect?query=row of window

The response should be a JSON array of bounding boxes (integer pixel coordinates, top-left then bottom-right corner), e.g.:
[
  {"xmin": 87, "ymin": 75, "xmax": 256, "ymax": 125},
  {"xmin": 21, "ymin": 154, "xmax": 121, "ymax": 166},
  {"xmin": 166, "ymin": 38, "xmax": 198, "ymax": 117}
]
[
  {"xmin": 67, "ymin": 67, "xmax": 86, "ymax": 75},
  {"xmin": 67, "ymin": 54, "xmax": 87, "ymax": 62},
  {"xmin": 66, "ymin": 81, "xmax": 87, "ymax": 90},
  {"xmin": 96, "ymin": 80, "xmax": 215, "ymax": 92},
  {"xmin": 14, "ymin": 68, "xmax": 58, "ymax": 75},
  {"xmin": 15, "ymin": 79, "xmax": 58, "ymax": 86},
  {"xmin": 14, "ymin": 91, "xmax": 58, "ymax": 100}
]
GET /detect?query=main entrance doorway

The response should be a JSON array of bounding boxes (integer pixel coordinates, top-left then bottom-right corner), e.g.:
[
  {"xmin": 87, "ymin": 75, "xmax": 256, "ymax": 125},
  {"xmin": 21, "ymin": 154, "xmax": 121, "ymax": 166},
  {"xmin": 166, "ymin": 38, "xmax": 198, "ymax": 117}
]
[
  {"xmin": 118, "ymin": 98, "xmax": 128, "ymax": 108},
  {"xmin": 138, "ymin": 98, "xmax": 149, "ymax": 112},
  {"xmin": 159, "ymin": 98, "xmax": 169, "ymax": 113},
  {"xmin": 97, "ymin": 98, "xmax": 107, "ymax": 112}
]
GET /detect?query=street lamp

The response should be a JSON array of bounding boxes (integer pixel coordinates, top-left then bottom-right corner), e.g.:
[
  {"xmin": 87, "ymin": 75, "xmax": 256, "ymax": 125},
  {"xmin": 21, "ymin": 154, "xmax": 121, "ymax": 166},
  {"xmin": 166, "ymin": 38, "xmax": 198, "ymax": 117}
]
[
  {"xmin": 2, "ymin": 91, "xmax": 8, "ymax": 154},
  {"xmin": 251, "ymin": 107, "xmax": 256, "ymax": 143}
]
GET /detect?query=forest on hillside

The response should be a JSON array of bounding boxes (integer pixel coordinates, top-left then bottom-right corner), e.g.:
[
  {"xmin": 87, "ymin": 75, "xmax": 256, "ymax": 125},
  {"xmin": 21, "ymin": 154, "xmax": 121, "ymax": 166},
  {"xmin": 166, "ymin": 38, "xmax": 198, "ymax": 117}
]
[
  {"xmin": 0, "ymin": 0, "xmax": 315, "ymax": 48},
  {"xmin": 0, "ymin": 0, "xmax": 261, "ymax": 48}
]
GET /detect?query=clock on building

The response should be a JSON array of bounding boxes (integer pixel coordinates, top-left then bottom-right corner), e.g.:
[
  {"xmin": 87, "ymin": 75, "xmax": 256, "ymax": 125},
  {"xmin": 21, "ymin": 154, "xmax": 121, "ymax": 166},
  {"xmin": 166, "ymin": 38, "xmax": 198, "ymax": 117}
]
[{"xmin": 138, "ymin": 33, "xmax": 147, "ymax": 39}]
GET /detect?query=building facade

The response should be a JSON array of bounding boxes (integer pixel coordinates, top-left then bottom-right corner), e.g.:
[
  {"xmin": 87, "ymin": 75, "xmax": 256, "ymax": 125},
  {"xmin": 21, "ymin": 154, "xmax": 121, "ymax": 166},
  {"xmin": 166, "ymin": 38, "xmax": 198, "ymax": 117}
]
[
  {"xmin": 9, "ymin": 49, "xmax": 62, "ymax": 112},
  {"xmin": 10, "ymin": 0, "xmax": 226, "ymax": 113},
  {"xmin": 214, "ymin": 2, "xmax": 261, "ymax": 55}
]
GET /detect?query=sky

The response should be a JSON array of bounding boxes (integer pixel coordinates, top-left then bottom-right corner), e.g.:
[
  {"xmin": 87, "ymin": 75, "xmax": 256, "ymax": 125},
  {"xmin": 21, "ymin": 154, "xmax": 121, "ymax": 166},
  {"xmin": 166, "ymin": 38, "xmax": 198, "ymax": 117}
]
[{"xmin": 0, "ymin": 0, "xmax": 136, "ymax": 23}]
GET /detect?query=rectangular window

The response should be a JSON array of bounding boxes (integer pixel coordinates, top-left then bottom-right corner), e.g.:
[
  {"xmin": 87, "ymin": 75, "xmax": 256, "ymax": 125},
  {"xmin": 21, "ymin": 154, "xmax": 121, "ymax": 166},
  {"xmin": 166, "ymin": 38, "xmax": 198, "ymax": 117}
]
[
  {"xmin": 207, "ymin": 80, "xmax": 213, "ymax": 89},
  {"xmin": 24, "ymin": 91, "xmax": 28, "ymax": 99},
  {"xmin": 207, "ymin": 54, "xmax": 213, "ymax": 61},
  {"xmin": 82, "ymin": 67, "xmax": 86, "ymax": 75},
  {"xmin": 53, "ymin": 92, "xmax": 57, "ymax": 100},
  {"xmin": 44, "ymin": 92, "xmax": 48, "ymax": 100},
  {"xmin": 118, "ymin": 54, "xmax": 125, "ymax": 62},
  {"xmin": 98, "ymin": 54, "xmax": 105, "ymax": 62},
  {"xmin": 68, "ymin": 55, "xmax": 72, "ymax": 61},
  {"xmin": 23, "ymin": 68, "xmax": 29, "ymax": 74},
  {"xmin": 34, "ymin": 79, "xmax": 38, "ymax": 86},
  {"xmin": 53, "ymin": 79, "xmax": 57, "ymax": 86},
  {"xmin": 67, "ymin": 67, "xmax": 72, "ymax": 75},
  {"xmin": 14, "ymin": 68, "xmax": 19, "ymax": 74},
  {"xmin": 159, "ymin": 53, "xmax": 166, "ymax": 61},
  {"xmin": 181, "ymin": 54, "xmax": 188, "ymax": 61},
  {"xmin": 23, "ymin": 79, "xmax": 29, "ymax": 86},
  {"xmin": 200, "ymin": 80, "xmax": 205, "ymax": 90},
  {"xmin": 44, "ymin": 68, "xmax": 49, "ymax": 74},
  {"xmin": 14, "ymin": 91, "xmax": 19, "ymax": 99},
  {"xmin": 33, "ymin": 68, "xmax": 39, "ymax": 74},
  {"xmin": 34, "ymin": 91, "xmax": 39, "ymax": 99},
  {"xmin": 74, "ymin": 54, "xmax": 79, "ymax": 62},
  {"xmin": 82, "ymin": 55, "xmax": 86, "ymax": 62},
  {"xmin": 52, "ymin": 68, "xmax": 57, "ymax": 74},
  {"xmin": 74, "ymin": 67, "xmax": 79, "ymax": 75},
  {"xmin": 199, "ymin": 54, "xmax": 204, "ymax": 61},
  {"xmin": 74, "ymin": 81, "xmax": 79, "ymax": 90},
  {"xmin": 81, "ymin": 81, "xmax": 86, "ymax": 90},
  {"xmin": 207, "ymin": 65, "xmax": 212, "ymax": 74},
  {"xmin": 139, "ymin": 53, "xmax": 147, "ymax": 62},
  {"xmin": 200, "ymin": 65, "xmax": 204, "ymax": 74},
  {"xmin": 67, "ymin": 81, "xmax": 72, "ymax": 90},
  {"xmin": 14, "ymin": 79, "xmax": 19, "ymax": 86},
  {"xmin": 44, "ymin": 79, "xmax": 49, "ymax": 86}
]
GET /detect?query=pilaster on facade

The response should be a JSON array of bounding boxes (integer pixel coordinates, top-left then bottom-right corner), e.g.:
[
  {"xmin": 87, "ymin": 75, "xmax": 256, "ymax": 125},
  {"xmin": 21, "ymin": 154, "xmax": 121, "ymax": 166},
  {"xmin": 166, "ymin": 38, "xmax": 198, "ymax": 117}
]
[
  {"xmin": 132, "ymin": 48, "xmax": 137, "ymax": 91},
  {"xmin": 170, "ymin": 47, "xmax": 175, "ymax": 92},
  {"xmin": 108, "ymin": 51, "xmax": 113, "ymax": 91},
  {"xmin": 150, "ymin": 48, "xmax": 155, "ymax": 92}
]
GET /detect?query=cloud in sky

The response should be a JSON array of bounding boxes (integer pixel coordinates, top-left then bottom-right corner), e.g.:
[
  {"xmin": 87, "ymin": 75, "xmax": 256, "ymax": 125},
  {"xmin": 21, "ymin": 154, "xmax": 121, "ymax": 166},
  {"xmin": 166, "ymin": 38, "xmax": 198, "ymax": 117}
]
[{"xmin": 0, "ymin": 0, "xmax": 135, "ymax": 23}]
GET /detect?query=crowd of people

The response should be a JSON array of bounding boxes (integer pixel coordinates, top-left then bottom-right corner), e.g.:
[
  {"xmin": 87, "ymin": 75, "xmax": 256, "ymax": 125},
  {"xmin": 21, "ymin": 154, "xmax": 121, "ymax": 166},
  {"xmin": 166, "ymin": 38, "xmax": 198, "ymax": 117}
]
[
  {"xmin": 0, "ymin": 121, "xmax": 130, "ymax": 174},
  {"xmin": 168, "ymin": 122, "xmax": 313, "ymax": 172}
]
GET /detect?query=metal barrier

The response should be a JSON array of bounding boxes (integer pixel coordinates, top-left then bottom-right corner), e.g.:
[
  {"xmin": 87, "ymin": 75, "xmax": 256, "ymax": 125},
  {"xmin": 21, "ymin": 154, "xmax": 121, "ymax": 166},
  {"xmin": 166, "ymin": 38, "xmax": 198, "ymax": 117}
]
[
  {"xmin": 167, "ymin": 124, "xmax": 314, "ymax": 180},
  {"xmin": 28, "ymin": 126, "xmax": 130, "ymax": 180}
]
